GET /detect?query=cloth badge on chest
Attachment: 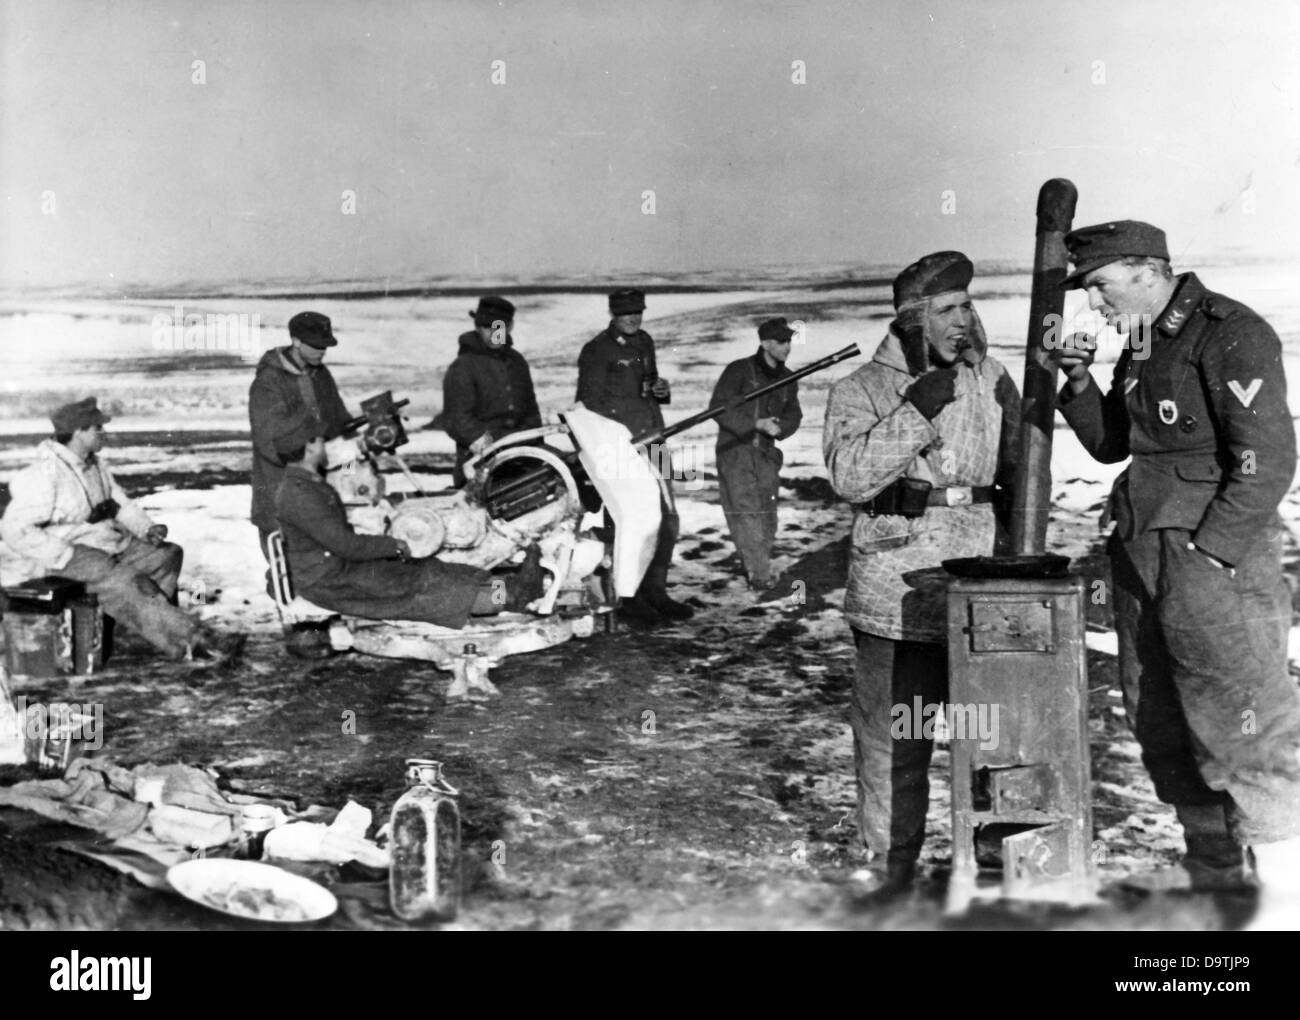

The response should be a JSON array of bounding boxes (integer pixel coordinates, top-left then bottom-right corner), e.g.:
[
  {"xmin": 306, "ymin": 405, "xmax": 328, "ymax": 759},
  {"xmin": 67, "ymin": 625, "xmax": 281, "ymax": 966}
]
[{"xmin": 1157, "ymin": 399, "xmax": 1178, "ymax": 425}]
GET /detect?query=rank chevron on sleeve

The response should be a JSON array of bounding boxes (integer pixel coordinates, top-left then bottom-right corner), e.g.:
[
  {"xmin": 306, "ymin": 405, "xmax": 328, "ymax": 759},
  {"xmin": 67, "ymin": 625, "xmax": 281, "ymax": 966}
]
[{"xmin": 1227, "ymin": 378, "xmax": 1263, "ymax": 408}]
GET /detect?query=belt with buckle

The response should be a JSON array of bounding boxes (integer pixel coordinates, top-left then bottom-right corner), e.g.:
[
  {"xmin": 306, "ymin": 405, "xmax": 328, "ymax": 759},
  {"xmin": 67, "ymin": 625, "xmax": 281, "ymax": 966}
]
[
  {"xmin": 856, "ymin": 483, "xmax": 995, "ymax": 516},
  {"xmin": 927, "ymin": 485, "xmax": 994, "ymax": 507}
]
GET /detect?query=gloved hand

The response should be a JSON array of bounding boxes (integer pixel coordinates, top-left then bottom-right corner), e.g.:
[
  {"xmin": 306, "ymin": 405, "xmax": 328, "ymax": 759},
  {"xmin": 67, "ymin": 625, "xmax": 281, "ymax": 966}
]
[
  {"xmin": 906, "ymin": 368, "xmax": 958, "ymax": 420},
  {"xmin": 469, "ymin": 433, "xmax": 493, "ymax": 456},
  {"xmin": 755, "ymin": 417, "xmax": 782, "ymax": 438}
]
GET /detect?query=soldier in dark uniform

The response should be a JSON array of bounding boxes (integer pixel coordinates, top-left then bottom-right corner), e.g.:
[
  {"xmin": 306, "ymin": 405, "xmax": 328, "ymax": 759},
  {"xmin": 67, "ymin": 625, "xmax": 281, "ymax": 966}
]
[
  {"xmin": 576, "ymin": 288, "xmax": 693, "ymax": 622},
  {"xmin": 249, "ymin": 311, "xmax": 353, "ymax": 557},
  {"xmin": 273, "ymin": 424, "xmax": 543, "ymax": 628},
  {"xmin": 438, "ymin": 296, "xmax": 542, "ymax": 487},
  {"xmin": 710, "ymin": 317, "xmax": 803, "ymax": 589},
  {"xmin": 1051, "ymin": 220, "xmax": 1300, "ymax": 927}
]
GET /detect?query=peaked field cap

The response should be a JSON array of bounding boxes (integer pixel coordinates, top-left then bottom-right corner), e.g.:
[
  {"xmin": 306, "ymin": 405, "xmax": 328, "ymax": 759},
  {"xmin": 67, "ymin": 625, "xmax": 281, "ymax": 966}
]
[
  {"xmin": 288, "ymin": 311, "xmax": 338, "ymax": 348},
  {"xmin": 1062, "ymin": 220, "xmax": 1169, "ymax": 289},
  {"xmin": 892, "ymin": 251, "xmax": 974, "ymax": 311},
  {"xmin": 471, "ymin": 295, "xmax": 516, "ymax": 324},
  {"xmin": 273, "ymin": 420, "xmax": 321, "ymax": 459},
  {"xmin": 51, "ymin": 396, "xmax": 111, "ymax": 433},
  {"xmin": 758, "ymin": 317, "xmax": 796, "ymax": 342},
  {"xmin": 609, "ymin": 288, "xmax": 646, "ymax": 314}
]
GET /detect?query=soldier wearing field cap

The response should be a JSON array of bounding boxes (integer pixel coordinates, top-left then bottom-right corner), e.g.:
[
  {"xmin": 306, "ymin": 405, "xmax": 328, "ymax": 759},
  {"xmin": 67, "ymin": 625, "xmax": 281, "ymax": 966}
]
[
  {"xmin": 709, "ymin": 317, "xmax": 804, "ymax": 589},
  {"xmin": 1, "ymin": 398, "xmax": 244, "ymax": 665},
  {"xmin": 437, "ymin": 296, "xmax": 541, "ymax": 487},
  {"xmin": 576, "ymin": 288, "xmax": 692, "ymax": 622},
  {"xmin": 1049, "ymin": 219, "xmax": 1300, "ymax": 926},
  {"xmin": 248, "ymin": 311, "xmax": 353, "ymax": 556},
  {"xmin": 823, "ymin": 252, "xmax": 1020, "ymax": 898}
]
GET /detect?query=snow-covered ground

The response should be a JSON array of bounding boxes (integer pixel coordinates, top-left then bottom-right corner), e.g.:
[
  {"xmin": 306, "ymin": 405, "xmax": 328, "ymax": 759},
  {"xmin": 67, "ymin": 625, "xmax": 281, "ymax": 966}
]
[{"xmin": 3, "ymin": 257, "xmax": 1300, "ymax": 653}]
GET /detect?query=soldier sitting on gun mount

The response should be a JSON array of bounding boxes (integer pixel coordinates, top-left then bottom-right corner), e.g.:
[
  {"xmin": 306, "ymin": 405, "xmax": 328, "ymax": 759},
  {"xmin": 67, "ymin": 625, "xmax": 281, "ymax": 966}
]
[
  {"xmin": 0, "ymin": 398, "xmax": 245, "ymax": 666},
  {"xmin": 273, "ymin": 423, "xmax": 546, "ymax": 629},
  {"xmin": 436, "ymin": 296, "xmax": 542, "ymax": 488},
  {"xmin": 249, "ymin": 311, "xmax": 353, "ymax": 558}
]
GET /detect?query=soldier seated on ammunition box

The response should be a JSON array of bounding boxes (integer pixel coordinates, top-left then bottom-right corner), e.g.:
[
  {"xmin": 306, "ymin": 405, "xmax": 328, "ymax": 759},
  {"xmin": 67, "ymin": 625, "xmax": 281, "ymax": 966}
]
[
  {"xmin": 272, "ymin": 425, "xmax": 545, "ymax": 629},
  {"xmin": 1, "ymin": 397, "xmax": 244, "ymax": 667}
]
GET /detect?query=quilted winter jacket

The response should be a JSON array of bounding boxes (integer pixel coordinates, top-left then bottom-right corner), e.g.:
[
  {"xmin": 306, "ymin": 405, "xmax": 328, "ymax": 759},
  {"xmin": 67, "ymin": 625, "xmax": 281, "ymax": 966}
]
[
  {"xmin": 823, "ymin": 330, "xmax": 1020, "ymax": 641},
  {"xmin": 1, "ymin": 440, "xmax": 155, "ymax": 579}
]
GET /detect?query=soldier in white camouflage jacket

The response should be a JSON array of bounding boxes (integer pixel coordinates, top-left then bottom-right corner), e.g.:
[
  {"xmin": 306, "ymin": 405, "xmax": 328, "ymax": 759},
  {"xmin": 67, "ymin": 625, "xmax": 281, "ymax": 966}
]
[{"xmin": 823, "ymin": 252, "xmax": 1020, "ymax": 897}]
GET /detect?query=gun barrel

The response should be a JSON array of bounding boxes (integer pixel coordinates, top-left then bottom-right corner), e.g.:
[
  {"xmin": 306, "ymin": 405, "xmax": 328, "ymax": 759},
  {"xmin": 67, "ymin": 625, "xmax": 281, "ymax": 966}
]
[
  {"xmin": 473, "ymin": 343, "xmax": 859, "ymax": 510},
  {"xmin": 630, "ymin": 342, "xmax": 860, "ymax": 448}
]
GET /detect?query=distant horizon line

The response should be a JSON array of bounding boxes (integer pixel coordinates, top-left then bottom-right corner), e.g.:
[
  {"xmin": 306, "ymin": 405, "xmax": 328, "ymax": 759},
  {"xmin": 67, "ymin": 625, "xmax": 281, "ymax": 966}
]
[{"xmin": 2, "ymin": 249, "xmax": 1296, "ymax": 303}]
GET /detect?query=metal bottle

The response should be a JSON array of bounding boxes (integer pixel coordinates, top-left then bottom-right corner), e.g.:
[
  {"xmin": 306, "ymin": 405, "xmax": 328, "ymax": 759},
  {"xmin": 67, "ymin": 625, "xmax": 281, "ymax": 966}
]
[{"xmin": 389, "ymin": 758, "xmax": 462, "ymax": 922}]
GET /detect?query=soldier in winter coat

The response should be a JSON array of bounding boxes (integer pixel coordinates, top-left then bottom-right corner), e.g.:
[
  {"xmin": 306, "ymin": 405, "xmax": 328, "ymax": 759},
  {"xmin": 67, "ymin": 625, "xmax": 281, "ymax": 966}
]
[
  {"xmin": 438, "ymin": 296, "xmax": 542, "ymax": 487},
  {"xmin": 274, "ymin": 425, "xmax": 542, "ymax": 630},
  {"xmin": 823, "ymin": 252, "xmax": 1020, "ymax": 896},
  {"xmin": 248, "ymin": 311, "xmax": 353, "ymax": 553},
  {"xmin": 2, "ymin": 398, "xmax": 242, "ymax": 663}
]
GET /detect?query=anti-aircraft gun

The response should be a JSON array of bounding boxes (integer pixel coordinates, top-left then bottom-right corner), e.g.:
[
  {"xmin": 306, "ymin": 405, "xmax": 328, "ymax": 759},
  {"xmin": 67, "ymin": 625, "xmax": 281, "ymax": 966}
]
[{"xmin": 268, "ymin": 343, "xmax": 859, "ymax": 699}]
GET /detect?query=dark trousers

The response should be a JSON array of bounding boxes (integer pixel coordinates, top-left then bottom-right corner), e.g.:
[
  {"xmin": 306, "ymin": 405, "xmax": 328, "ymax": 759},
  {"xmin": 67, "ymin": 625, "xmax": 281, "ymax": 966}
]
[
  {"xmin": 849, "ymin": 628, "xmax": 948, "ymax": 874},
  {"xmin": 717, "ymin": 445, "xmax": 780, "ymax": 585},
  {"xmin": 1111, "ymin": 526, "xmax": 1300, "ymax": 845},
  {"xmin": 636, "ymin": 480, "xmax": 679, "ymax": 598}
]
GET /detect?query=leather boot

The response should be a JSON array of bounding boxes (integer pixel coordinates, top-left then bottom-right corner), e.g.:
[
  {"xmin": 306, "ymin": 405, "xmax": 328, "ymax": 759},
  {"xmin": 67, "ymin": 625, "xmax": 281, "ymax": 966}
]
[
  {"xmin": 1119, "ymin": 803, "xmax": 1248, "ymax": 892},
  {"xmin": 1179, "ymin": 803, "xmax": 1250, "ymax": 891},
  {"xmin": 640, "ymin": 588, "xmax": 695, "ymax": 621},
  {"xmin": 617, "ymin": 594, "xmax": 662, "ymax": 624},
  {"xmin": 848, "ymin": 856, "xmax": 916, "ymax": 908}
]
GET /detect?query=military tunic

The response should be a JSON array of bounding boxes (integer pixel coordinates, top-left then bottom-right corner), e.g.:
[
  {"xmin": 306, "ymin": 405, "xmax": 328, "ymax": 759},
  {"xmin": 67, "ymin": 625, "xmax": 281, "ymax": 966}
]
[
  {"xmin": 275, "ymin": 465, "xmax": 489, "ymax": 630},
  {"xmin": 576, "ymin": 325, "xmax": 678, "ymax": 596},
  {"xmin": 1058, "ymin": 272, "xmax": 1300, "ymax": 844},
  {"xmin": 576, "ymin": 326, "xmax": 667, "ymax": 439}
]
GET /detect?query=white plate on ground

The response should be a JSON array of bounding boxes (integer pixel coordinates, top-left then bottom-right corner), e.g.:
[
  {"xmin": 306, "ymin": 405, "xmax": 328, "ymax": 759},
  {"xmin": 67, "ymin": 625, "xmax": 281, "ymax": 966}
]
[{"xmin": 167, "ymin": 859, "xmax": 338, "ymax": 924}]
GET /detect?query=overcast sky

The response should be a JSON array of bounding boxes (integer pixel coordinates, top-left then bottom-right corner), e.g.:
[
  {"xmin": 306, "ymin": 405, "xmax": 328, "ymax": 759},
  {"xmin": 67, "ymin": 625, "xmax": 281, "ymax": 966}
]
[{"xmin": 2, "ymin": 0, "xmax": 1298, "ymax": 289}]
